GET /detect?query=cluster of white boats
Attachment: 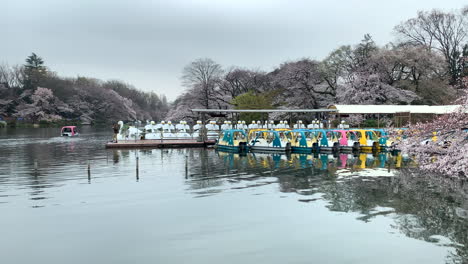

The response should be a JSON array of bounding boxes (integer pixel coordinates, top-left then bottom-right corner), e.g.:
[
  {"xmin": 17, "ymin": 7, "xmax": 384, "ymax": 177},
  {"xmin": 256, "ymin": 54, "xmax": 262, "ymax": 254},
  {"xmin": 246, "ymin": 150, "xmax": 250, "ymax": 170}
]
[{"xmin": 116, "ymin": 119, "xmax": 393, "ymax": 153}]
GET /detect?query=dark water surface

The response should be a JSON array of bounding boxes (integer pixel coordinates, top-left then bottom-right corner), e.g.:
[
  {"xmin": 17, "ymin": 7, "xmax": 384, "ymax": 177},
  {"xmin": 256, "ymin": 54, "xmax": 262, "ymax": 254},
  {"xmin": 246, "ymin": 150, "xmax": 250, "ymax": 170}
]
[{"xmin": 1, "ymin": 127, "xmax": 467, "ymax": 264}]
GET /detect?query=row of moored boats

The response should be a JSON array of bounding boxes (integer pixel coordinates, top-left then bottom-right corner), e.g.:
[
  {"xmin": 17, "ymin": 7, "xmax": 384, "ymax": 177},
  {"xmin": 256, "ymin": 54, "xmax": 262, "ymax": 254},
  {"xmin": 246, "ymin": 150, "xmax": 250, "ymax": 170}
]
[
  {"xmin": 115, "ymin": 120, "xmax": 394, "ymax": 153},
  {"xmin": 216, "ymin": 127, "xmax": 392, "ymax": 153}
]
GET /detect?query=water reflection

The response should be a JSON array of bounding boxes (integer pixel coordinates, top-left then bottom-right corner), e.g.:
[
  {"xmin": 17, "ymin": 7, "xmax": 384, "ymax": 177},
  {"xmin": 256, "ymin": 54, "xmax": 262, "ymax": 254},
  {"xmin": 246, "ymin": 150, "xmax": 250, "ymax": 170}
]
[
  {"xmin": 207, "ymin": 150, "xmax": 410, "ymax": 176},
  {"xmin": 0, "ymin": 128, "xmax": 467, "ymax": 263},
  {"xmin": 185, "ymin": 150, "xmax": 467, "ymax": 263}
]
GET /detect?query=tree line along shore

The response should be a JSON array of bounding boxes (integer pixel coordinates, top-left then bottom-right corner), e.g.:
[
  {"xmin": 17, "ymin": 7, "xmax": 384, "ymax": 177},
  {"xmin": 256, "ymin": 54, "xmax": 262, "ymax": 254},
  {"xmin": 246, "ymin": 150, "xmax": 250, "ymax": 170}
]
[
  {"xmin": 0, "ymin": 6, "xmax": 467, "ymax": 177},
  {"xmin": 1, "ymin": 6, "xmax": 467, "ymax": 129}
]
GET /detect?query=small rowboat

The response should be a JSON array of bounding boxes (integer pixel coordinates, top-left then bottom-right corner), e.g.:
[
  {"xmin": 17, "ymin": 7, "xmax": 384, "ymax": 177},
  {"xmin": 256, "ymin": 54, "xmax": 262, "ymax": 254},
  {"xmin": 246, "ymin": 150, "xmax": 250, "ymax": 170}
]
[{"xmin": 61, "ymin": 126, "xmax": 79, "ymax": 137}]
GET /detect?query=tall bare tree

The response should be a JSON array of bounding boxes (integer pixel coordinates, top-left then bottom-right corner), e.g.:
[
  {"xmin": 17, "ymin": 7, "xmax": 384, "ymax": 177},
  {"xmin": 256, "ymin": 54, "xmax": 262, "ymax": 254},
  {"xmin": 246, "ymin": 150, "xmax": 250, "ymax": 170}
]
[
  {"xmin": 394, "ymin": 9, "xmax": 467, "ymax": 85},
  {"xmin": 0, "ymin": 64, "xmax": 25, "ymax": 88},
  {"xmin": 181, "ymin": 58, "xmax": 223, "ymax": 109}
]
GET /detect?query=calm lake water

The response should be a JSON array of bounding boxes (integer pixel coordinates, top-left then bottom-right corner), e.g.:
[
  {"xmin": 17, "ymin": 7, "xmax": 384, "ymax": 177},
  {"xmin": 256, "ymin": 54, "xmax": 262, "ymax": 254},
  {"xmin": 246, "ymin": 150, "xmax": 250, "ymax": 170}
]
[{"xmin": 1, "ymin": 127, "xmax": 467, "ymax": 264}]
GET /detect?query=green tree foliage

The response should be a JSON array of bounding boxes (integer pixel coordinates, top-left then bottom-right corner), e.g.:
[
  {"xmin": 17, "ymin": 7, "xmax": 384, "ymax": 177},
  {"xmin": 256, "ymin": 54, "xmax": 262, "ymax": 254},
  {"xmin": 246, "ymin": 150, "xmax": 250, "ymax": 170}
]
[
  {"xmin": 24, "ymin": 53, "xmax": 47, "ymax": 89},
  {"xmin": 231, "ymin": 91, "xmax": 274, "ymax": 122}
]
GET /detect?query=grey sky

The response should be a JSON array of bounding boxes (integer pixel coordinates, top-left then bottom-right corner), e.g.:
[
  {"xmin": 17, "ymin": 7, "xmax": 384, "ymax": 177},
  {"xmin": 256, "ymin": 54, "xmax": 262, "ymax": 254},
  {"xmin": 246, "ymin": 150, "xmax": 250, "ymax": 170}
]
[{"xmin": 2, "ymin": 0, "xmax": 466, "ymax": 100}]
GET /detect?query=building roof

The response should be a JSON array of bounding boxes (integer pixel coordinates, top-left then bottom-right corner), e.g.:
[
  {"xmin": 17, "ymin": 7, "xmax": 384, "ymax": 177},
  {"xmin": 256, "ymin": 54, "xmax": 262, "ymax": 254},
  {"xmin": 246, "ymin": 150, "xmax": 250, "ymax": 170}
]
[
  {"xmin": 191, "ymin": 109, "xmax": 337, "ymax": 113},
  {"xmin": 328, "ymin": 104, "xmax": 465, "ymax": 114},
  {"xmin": 190, "ymin": 105, "xmax": 466, "ymax": 115}
]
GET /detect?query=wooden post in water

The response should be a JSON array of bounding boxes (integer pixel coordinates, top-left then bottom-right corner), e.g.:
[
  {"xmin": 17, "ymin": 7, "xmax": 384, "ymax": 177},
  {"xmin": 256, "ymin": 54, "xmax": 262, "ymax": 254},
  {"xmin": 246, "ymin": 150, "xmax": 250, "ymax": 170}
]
[
  {"xmin": 87, "ymin": 160, "xmax": 91, "ymax": 183},
  {"xmin": 185, "ymin": 154, "xmax": 188, "ymax": 179},
  {"xmin": 201, "ymin": 113, "xmax": 206, "ymax": 142},
  {"xmin": 378, "ymin": 113, "xmax": 380, "ymax": 128},
  {"xmin": 34, "ymin": 160, "xmax": 38, "ymax": 176},
  {"xmin": 136, "ymin": 155, "xmax": 139, "ymax": 181}
]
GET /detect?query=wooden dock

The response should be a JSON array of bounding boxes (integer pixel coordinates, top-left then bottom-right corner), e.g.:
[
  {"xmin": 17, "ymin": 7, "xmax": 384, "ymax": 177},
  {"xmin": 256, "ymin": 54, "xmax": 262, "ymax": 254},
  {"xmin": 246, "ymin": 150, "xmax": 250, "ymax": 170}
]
[{"xmin": 105, "ymin": 139, "xmax": 216, "ymax": 149}]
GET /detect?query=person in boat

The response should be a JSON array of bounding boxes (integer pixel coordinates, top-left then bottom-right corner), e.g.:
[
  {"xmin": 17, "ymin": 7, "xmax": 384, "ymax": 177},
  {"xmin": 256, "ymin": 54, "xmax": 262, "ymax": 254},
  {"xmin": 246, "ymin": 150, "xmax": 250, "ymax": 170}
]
[{"xmin": 112, "ymin": 122, "xmax": 121, "ymax": 143}]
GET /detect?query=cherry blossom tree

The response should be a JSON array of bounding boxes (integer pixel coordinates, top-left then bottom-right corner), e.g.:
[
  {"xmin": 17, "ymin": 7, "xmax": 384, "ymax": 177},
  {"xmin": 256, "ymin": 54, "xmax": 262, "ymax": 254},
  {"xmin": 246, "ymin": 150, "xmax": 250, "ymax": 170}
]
[
  {"xmin": 337, "ymin": 72, "xmax": 420, "ymax": 104},
  {"xmin": 15, "ymin": 87, "xmax": 63, "ymax": 122},
  {"xmin": 165, "ymin": 92, "xmax": 201, "ymax": 121},
  {"xmin": 272, "ymin": 59, "xmax": 335, "ymax": 109},
  {"xmin": 396, "ymin": 92, "xmax": 468, "ymax": 177}
]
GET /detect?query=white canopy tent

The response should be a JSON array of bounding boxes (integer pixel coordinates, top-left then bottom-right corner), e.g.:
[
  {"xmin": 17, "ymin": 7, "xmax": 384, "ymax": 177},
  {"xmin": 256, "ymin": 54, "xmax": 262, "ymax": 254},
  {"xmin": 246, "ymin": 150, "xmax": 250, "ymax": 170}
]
[
  {"xmin": 328, "ymin": 104, "xmax": 464, "ymax": 114},
  {"xmin": 328, "ymin": 104, "xmax": 466, "ymax": 128}
]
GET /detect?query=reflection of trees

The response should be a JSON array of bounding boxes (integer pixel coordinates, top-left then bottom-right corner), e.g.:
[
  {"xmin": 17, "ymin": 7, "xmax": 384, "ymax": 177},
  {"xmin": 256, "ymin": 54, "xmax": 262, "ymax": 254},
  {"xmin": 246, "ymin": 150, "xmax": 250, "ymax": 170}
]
[
  {"xmin": 314, "ymin": 172, "xmax": 468, "ymax": 263},
  {"xmin": 273, "ymin": 161, "xmax": 467, "ymax": 262},
  {"xmin": 188, "ymin": 150, "xmax": 467, "ymax": 262},
  {"xmin": 185, "ymin": 149, "xmax": 227, "ymax": 191}
]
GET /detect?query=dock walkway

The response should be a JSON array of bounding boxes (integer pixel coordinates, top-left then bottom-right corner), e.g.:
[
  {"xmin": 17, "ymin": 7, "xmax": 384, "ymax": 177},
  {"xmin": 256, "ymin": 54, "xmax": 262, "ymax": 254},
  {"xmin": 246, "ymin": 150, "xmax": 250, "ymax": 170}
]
[{"xmin": 105, "ymin": 139, "xmax": 216, "ymax": 149}]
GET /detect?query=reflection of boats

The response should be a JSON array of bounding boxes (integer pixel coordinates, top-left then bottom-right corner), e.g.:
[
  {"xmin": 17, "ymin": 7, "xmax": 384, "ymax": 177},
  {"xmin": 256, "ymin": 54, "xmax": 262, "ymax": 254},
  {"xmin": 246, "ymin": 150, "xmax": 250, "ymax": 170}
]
[
  {"xmin": 355, "ymin": 153, "xmax": 379, "ymax": 169},
  {"xmin": 250, "ymin": 152, "xmax": 290, "ymax": 169},
  {"xmin": 315, "ymin": 153, "xmax": 337, "ymax": 170},
  {"xmin": 248, "ymin": 129, "xmax": 291, "ymax": 152},
  {"xmin": 291, "ymin": 153, "xmax": 313, "ymax": 168},
  {"xmin": 216, "ymin": 129, "xmax": 249, "ymax": 152},
  {"xmin": 61, "ymin": 126, "xmax": 79, "ymax": 137},
  {"xmin": 337, "ymin": 153, "xmax": 359, "ymax": 169}
]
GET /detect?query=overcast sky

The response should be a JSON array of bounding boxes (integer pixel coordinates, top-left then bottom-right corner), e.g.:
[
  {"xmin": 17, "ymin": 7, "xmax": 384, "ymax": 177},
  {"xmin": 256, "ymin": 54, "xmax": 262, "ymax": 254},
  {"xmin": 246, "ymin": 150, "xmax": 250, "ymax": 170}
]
[{"xmin": 2, "ymin": 0, "xmax": 465, "ymax": 100}]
